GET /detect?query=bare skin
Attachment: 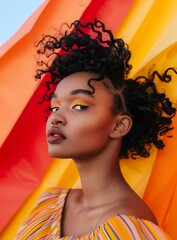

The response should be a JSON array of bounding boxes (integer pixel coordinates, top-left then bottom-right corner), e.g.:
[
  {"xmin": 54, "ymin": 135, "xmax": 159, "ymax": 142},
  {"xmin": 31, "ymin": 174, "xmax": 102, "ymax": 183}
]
[{"xmin": 46, "ymin": 72, "xmax": 157, "ymax": 237}]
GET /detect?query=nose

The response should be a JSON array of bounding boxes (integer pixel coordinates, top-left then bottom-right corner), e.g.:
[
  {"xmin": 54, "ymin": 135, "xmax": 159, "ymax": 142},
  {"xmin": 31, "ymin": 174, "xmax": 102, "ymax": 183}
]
[
  {"xmin": 51, "ymin": 119, "xmax": 63, "ymax": 125},
  {"xmin": 50, "ymin": 113, "xmax": 66, "ymax": 126}
]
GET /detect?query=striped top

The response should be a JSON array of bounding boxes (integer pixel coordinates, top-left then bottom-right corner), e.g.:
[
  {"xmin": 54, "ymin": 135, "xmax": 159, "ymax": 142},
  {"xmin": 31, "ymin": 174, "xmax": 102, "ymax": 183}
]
[{"xmin": 15, "ymin": 188, "xmax": 172, "ymax": 240}]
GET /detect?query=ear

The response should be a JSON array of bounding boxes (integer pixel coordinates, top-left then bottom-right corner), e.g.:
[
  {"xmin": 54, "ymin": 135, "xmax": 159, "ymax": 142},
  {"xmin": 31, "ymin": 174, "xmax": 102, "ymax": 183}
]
[{"xmin": 110, "ymin": 115, "xmax": 132, "ymax": 139}]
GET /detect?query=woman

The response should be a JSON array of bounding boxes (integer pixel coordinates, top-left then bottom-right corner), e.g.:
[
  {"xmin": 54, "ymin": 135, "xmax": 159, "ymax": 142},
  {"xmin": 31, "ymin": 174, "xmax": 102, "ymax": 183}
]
[{"xmin": 15, "ymin": 19, "xmax": 176, "ymax": 239}]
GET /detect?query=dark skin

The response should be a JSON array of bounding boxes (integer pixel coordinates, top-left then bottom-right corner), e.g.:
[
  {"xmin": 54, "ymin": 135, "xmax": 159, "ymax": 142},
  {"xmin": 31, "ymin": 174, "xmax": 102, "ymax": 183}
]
[{"xmin": 46, "ymin": 72, "xmax": 157, "ymax": 237}]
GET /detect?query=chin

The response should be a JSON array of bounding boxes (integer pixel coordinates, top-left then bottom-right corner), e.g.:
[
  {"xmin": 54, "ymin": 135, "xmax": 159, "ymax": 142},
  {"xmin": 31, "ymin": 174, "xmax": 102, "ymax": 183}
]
[
  {"xmin": 49, "ymin": 152, "xmax": 61, "ymax": 158},
  {"xmin": 48, "ymin": 150, "xmax": 70, "ymax": 159}
]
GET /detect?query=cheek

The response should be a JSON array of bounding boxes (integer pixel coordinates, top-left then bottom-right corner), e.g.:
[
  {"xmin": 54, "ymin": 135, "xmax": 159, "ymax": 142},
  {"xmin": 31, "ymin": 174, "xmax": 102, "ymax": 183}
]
[{"xmin": 71, "ymin": 114, "xmax": 113, "ymax": 140}]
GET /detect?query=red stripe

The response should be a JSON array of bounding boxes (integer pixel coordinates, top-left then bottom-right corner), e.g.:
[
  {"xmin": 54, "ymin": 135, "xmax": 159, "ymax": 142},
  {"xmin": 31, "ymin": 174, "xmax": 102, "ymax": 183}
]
[{"xmin": 80, "ymin": 0, "xmax": 134, "ymax": 33}]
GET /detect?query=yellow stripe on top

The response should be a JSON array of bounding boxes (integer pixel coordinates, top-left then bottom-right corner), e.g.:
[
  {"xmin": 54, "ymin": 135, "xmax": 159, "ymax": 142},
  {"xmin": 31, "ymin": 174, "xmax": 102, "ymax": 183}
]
[{"xmin": 15, "ymin": 188, "xmax": 173, "ymax": 240}]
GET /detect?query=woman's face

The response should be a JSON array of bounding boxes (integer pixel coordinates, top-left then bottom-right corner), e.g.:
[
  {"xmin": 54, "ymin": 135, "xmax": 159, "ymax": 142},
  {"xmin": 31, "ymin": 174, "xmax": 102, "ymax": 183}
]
[{"xmin": 46, "ymin": 72, "xmax": 121, "ymax": 159}]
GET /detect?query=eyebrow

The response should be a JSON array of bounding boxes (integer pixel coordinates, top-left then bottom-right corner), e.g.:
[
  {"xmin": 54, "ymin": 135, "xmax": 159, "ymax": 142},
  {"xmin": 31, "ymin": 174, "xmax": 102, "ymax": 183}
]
[
  {"xmin": 70, "ymin": 89, "xmax": 94, "ymax": 98},
  {"xmin": 52, "ymin": 89, "xmax": 94, "ymax": 99}
]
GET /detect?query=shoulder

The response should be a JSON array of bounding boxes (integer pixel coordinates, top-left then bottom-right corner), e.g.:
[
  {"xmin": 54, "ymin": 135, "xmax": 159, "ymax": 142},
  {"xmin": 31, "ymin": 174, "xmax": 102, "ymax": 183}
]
[
  {"xmin": 29, "ymin": 187, "xmax": 69, "ymax": 219},
  {"xmin": 97, "ymin": 215, "xmax": 172, "ymax": 239},
  {"xmin": 120, "ymin": 197, "xmax": 158, "ymax": 224},
  {"xmin": 112, "ymin": 188, "xmax": 158, "ymax": 224},
  {"xmin": 37, "ymin": 187, "xmax": 69, "ymax": 205},
  {"xmin": 15, "ymin": 187, "xmax": 69, "ymax": 239}
]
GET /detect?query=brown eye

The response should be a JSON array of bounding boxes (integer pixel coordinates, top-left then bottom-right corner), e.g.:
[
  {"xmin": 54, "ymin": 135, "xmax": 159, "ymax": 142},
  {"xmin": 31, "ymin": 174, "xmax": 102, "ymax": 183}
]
[
  {"xmin": 51, "ymin": 106, "xmax": 60, "ymax": 113},
  {"xmin": 72, "ymin": 104, "xmax": 88, "ymax": 111}
]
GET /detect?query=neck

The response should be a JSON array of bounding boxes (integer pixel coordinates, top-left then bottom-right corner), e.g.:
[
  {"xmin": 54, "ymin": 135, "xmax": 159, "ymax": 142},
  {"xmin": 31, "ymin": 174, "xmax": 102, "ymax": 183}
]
[{"xmin": 73, "ymin": 144, "xmax": 127, "ymax": 207}]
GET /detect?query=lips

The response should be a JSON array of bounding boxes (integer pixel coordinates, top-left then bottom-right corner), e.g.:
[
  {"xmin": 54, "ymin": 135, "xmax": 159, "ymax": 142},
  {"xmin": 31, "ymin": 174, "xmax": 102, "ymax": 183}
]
[{"xmin": 47, "ymin": 126, "xmax": 66, "ymax": 144}]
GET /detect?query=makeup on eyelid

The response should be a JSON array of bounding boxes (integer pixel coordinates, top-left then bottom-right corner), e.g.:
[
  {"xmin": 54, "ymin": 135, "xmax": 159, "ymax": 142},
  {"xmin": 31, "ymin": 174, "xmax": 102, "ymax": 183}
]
[
  {"xmin": 70, "ymin": 100, "xmax": 89, "ymax": 109},
  {"xmin": 51, "ymin": 99, "xmax": 91, "ymax": 110},
  {"xmin": 50, "ymin": 105, "xmax": 61, "ymax": 113}
]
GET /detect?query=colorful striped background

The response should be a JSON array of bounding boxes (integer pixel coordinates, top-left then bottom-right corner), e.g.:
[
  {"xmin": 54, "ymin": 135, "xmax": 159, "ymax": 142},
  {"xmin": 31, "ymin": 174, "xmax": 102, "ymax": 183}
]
[{"xmin": 0, "ymin": 0, "xmax": 177, "ymax": 239}]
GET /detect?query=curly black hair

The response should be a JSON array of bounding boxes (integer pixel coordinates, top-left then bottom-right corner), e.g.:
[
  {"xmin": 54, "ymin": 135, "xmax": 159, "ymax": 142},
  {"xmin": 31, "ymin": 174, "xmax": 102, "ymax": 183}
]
[{"xmin": 35, "ymin": 19, "xmax": 176, "ymax": 159}]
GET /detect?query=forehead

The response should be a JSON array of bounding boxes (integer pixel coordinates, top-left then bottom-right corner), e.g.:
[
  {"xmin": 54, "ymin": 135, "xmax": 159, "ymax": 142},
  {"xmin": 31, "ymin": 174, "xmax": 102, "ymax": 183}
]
[{"xmin": 54, "ymin": 72, "xmax": 112, "ymax": 96}]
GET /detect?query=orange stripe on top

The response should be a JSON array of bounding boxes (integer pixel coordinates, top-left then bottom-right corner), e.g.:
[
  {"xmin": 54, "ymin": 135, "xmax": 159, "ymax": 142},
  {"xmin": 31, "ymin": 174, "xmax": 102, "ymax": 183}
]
[{"xmin": 15, "ymin": 188, "xmax": 173, "ymax": 240}]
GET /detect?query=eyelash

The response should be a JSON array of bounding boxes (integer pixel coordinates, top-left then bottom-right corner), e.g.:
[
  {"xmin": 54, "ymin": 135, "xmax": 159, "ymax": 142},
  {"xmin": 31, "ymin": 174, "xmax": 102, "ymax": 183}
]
[
  {"xmin": 50, "ymin": 104, "xmax": 88, "ymax": 112},
  {"xmin": 50, "ymin": 106, "xmax": 60, "ymax": 113},
  {"xmin": 72, "ymin": 104, "xmax": 88, "ymax": 111}
]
